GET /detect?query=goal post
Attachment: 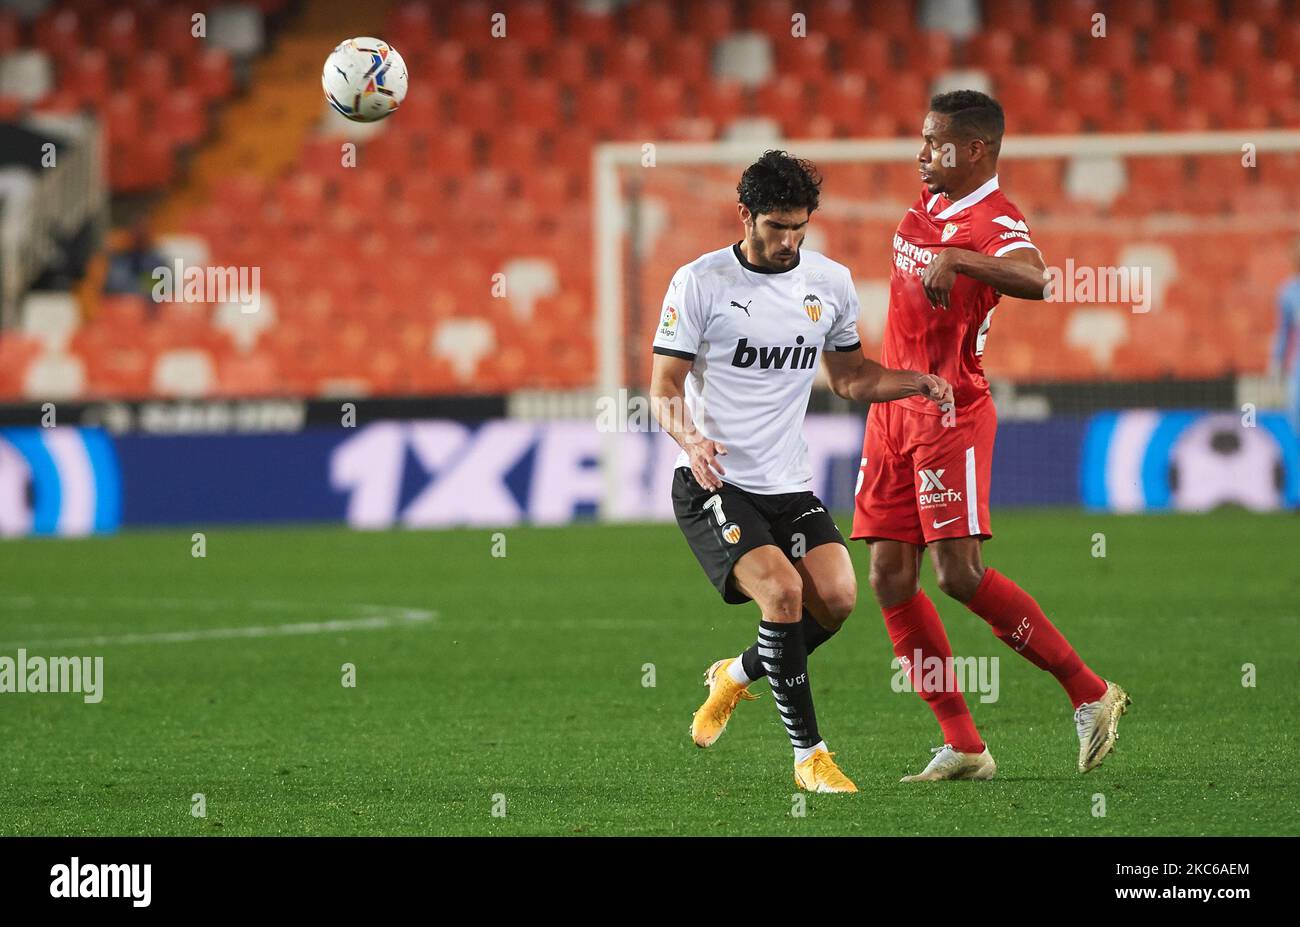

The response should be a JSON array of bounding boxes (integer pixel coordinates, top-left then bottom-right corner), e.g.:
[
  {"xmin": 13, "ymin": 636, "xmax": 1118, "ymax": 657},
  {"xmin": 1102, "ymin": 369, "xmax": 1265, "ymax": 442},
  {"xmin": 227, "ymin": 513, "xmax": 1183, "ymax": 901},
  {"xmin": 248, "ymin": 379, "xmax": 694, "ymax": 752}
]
[{"xmin": 592, "ymin": 130, "xmax": 1300, "ymax": 517}]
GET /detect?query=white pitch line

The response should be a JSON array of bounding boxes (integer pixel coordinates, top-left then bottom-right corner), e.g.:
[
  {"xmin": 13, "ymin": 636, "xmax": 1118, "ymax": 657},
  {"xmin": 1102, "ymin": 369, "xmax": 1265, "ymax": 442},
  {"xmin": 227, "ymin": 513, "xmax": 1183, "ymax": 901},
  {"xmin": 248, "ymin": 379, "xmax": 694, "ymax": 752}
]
[{"xmin": 0, "ymin": 605, "xmax": 437, "ymax": 649}]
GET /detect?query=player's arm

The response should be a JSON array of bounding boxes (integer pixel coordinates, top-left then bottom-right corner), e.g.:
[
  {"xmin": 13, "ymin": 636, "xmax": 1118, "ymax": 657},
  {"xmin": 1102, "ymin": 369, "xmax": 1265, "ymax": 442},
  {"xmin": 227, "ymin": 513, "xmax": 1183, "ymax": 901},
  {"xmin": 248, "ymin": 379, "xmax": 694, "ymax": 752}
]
[
  {"xmin": 822, "ymin": 349, "xmax": 953, "ymax": 407},
  {"xmin": 649, "ymin": 353, "xmax": 728, "ymax": 491},
  {"xmin": 922, "ymin": 245, "xmax": 1048, "ymax": 308}
]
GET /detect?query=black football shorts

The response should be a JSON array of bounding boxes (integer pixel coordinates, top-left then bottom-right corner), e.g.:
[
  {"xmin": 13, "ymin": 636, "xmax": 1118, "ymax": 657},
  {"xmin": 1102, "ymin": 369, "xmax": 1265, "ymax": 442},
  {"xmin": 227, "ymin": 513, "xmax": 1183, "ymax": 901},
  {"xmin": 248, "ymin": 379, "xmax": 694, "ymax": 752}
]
[{"xmin": 671, "ymin": 467, "xmax": 846, "ymax": 605}]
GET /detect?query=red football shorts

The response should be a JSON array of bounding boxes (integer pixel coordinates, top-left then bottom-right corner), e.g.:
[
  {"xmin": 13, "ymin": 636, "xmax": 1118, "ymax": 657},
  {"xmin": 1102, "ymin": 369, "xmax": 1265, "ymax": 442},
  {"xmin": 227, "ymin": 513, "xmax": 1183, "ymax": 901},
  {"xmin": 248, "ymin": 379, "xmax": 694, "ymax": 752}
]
[{"xmin": 851, "ymin": 397, "xmax": 995, "ymax": 546}]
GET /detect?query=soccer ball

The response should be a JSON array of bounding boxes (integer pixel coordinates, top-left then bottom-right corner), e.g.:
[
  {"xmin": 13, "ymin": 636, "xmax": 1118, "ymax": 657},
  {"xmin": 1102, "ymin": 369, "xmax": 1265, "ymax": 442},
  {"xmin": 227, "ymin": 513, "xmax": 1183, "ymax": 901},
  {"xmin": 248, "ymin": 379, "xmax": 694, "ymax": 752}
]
[{"xmin": 321, "ymin": 37, "xmax": 408, "ymax": 122}]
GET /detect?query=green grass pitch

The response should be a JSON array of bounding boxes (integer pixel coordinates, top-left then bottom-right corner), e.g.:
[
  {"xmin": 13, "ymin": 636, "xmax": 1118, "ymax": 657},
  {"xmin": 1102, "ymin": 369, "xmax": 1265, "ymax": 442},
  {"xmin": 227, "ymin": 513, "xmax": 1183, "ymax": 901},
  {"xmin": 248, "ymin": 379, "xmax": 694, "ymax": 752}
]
[{"xmin": 0, "ymin": 510, "xmax": 1296, "ymax": 836}]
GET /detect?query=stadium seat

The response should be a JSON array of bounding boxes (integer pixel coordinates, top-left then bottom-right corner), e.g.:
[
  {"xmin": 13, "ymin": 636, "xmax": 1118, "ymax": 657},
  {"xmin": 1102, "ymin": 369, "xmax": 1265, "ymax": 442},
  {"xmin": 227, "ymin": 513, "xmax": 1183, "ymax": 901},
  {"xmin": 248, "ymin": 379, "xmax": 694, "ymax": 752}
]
[
  {"xmin": 713, "ymin": 32, "xmax": 774, "ymax": 87},
  {"xmin": 1149, "ymin": 23, "xmax": 1202, "ymax": 71},
  {"xmin": 23, "ymin": 351, "xmax": 86, "ymax": 399},
  {"xmin": 206, "ymin": 4, "xmax": 265, "ymax": 59},
  {"xmin": 0, "ymin": 50, "xmax": 54, "ymax": 103},
  {"xmin": 152, "ymin": 348, "xmax": 216, "ymax": 397}
]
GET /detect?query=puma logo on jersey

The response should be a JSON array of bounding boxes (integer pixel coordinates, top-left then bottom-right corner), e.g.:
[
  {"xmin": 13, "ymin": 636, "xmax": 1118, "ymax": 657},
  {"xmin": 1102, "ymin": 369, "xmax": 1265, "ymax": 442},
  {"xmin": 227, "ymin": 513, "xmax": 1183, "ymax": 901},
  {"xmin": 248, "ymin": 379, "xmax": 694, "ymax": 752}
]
[
  {"xmin": 731, "ymin": 336, "xmax": 818, "ymax": 370},
  {"xmin": 991, "ymin": 215, "xmax": 1030, "ymax": 232},
  {"xmin": 729, "ymin": 299, "xmax": 752, "ymax": 316}
]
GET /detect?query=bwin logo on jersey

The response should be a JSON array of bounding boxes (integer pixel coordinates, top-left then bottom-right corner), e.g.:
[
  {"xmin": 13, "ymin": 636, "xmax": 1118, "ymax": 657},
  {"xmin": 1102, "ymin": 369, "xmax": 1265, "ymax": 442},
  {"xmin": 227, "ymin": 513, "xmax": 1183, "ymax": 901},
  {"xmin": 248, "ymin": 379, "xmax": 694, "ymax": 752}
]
[
  {"xmin": 917, "ymin": 468, "xmax": 962, "ymax": 506},
  {"xmin": 731, "ymin": 336, "xmax": 818, "ymax": 370}
]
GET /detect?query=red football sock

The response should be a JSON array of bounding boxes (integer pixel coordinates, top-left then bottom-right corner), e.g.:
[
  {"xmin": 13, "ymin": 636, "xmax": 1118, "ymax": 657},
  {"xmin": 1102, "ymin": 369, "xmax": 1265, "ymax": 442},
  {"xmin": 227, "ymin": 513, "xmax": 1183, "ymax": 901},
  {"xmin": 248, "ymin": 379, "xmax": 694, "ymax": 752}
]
[
  {"xmin": 883, "ymin": 589, "xmax": 985, "ymax": 754},
  {"xmin": 966, "ymin": 568, "xmax": 1107, "ymax": 708}
]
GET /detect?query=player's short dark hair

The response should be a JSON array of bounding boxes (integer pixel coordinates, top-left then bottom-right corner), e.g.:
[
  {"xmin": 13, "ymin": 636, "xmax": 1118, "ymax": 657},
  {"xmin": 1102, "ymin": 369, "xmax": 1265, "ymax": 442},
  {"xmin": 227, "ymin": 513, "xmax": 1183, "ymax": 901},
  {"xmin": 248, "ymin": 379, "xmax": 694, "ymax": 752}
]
[
  {"xmin": 737, "ymin": 150, "xmax": 822, "ymax": 218},
  {"xmin": 929, "ymin": 90, "xmax": 1005, "ymax": 149}
]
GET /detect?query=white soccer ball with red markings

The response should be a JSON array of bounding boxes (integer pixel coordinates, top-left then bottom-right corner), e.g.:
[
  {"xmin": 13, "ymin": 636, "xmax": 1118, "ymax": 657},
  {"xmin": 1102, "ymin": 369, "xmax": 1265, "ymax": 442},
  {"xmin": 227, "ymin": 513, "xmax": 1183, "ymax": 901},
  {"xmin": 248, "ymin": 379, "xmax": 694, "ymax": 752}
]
[{"xmin": 322, "ymin": 37, "xmax": 408, "ymax": 122}]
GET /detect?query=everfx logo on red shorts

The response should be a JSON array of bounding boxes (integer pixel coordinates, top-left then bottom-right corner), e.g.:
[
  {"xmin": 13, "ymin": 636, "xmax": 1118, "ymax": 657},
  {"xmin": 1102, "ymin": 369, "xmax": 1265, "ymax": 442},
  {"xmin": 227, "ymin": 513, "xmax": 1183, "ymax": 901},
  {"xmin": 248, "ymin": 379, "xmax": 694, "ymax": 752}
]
[{"xmin": 917, "ymin": 468, "xmax": 963, "ymax": 508}]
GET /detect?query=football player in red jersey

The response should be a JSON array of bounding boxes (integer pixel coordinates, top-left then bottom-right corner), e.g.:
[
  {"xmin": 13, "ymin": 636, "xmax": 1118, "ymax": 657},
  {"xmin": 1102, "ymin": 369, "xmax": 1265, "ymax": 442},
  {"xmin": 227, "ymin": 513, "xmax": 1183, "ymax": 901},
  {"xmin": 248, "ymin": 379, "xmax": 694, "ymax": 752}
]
[{"xmin": 851, "ymin": 91, "xmax": 1131, "ymax": 780}]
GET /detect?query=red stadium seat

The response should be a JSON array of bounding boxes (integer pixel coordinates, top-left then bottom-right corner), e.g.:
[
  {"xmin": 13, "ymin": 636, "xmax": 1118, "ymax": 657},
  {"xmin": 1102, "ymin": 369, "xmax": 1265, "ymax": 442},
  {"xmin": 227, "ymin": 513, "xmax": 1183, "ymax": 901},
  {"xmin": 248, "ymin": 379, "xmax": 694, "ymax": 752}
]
[
  {"xmin": 96, "ymin": 7, "xmax": 140, "ymax": 60},
  {"xmin": 157, "ymin": 89, "xmax": 207, "ymax": 146},
  {"xmin": 149, "ymin": 7, "xmax": 202, "ymax": 61},
  {"xmin": 124, "ymin": 51, "xmax": 173, "ymax": 102},
  {"xmin": 429, "ymin": 41, "xmax": 467, "ymax": 87},
  {"xmin": 1083, "ymin": 29, "xmax": 1135, "ymax": 72},
  {"xmin": 995, "ymin": 68, "xmax": 1053, "ymax": 129},
  {"xmin": 573, "ymin": 81, "xmax": 630, "ymax": 137},
  {"xmin": 665, "ymin": 36, "xmax": 711, "ymax": 85},
  {"xmin": 808, "ymin": 0, "xmax": 859, "ymax": 37},
  {"xmin": 487, "ymin": 123, "xmax": 547, "ymax": 171},
  {"xmin": 453, "ymin": 81, "xmax": 509, "ymax": 133},
  {"xmin": 757, "ymin": 75, "xmax": 811, "ymax": 135},
  {"xmin": 567, "ymin": 5, "xmax": 615, "ymax": 43},
  {"xmin": 509, "ymin": 0, "xmax": 555, "ymax": 47},
  {"xmin": 1186, "ymin": 70, "xmax": 1237, "ymax": 121},
  {"xmin": 627, "ymin": 0, "xmax": 677, "ymax": 44},
  {"xmin": 1148, "ymin": 24, "xmax": 1202, "ymax": 72},
  {"xmin": 964, "ymin": 28, "xmax": 1016, "ymax": 76},
  {"xmin": 388, "ymin": 2, "xmax": 436, "ymax": 51},
  {"xmin": 634, "ymin": 77, "xmax": 688, "ymax": 124},
  {"xmin": 1123, "ymin": 65, "xmax": 1176, "ymax": 121},
  {"xmin": 1022, "ymin": 28, "xmax": 1076, "ymax": 78},
  {"xmin": 1229, "ymin": 0, "xmax": 1283, "ymax": 27},
  {"xmin": 478, "ymin": 40, "xmax": 531, "ymax": 83},
  {"xmin": 900, "ymin": 30, "xmax": 954, "ymax": 76},
  {"xmin": 63, "ymin": 48, "xmax": 110, "ymax": 107},
  {"xmin": 748, "ymin": 0, "xmax": 796, "ymax": 38},
  {"xmin": 776, "ymin": 32, "xmax": 832, "ymax": 81},
  {"xmin": 690, "ymin": 1, "xmax": 736, "ymax": 43},
  {"xmin": 608, "ymin": 36, "xmax": 653, "ymax": 85},
  {"xmin": 981, "ymin": 0, "xmax": 1040, "ymax": 38},
  {"xmin": 513, "ymin": 80, "xmax": 563, "ymax": 130},
  {"xmin": 1214, "ymin": 22, "xmax": 1261, "ymax": 71},
  {"xmin": 189, "ymin": 48, "xmax": 235, "ymax": 101},
  {"xmin": 838, "ymin": 31, "xmax": 894, "ymax": 80},
  {"xmin": 1168, "ymin": 0, "xmax": 1221, "ymax": 30},
  {"xmin": 450, "ymin": 0, "xmax": 493, "ymax": 47},
  {"xmin": 817, "ymin": 73, "xmax": 867, "ymax": 128},
  {"xmin": 1068, "ymin": 67, "xmax": 1114, "ymax": 126},
  {"xmin": 862, "ymin": 0, "xmax": 915, "ymax": 36},
  {"xmin": 697, "ymin": 79, "xmax": 747, "ymax": 126},
  {"xmin": 31, "ymin": 9, "xmax": 79, "ymax": 60},
  {"xmin": 538, "ymin": 38, "xmax": 591, "ymax": 86}
]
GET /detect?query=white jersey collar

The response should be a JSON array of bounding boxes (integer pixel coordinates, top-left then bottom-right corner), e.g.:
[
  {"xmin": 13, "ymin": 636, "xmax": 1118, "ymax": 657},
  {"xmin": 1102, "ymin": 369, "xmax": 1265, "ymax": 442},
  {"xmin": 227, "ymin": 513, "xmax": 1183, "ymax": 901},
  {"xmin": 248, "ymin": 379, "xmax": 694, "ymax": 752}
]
[{"xmin": 932, "ymin": 174, "xmax": 1000, "ymax": 220}]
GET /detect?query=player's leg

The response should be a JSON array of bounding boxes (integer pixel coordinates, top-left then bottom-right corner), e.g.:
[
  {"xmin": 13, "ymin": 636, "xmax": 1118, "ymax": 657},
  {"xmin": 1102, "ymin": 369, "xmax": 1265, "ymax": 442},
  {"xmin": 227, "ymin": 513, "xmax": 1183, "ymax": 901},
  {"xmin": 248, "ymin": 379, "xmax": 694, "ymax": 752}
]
[
  {"xmin": 729, "ymin": 500, "xmax": 855, "ymax": 681},
  {"xmin": 731, "ymin": 546, "xmax": 856, "ymax": 792},
  {"xmin": 854, "ymin": 405, "xmax": 993, "ymax": 781},
  {"xmin": 869, "ymin": 540, "xmax": 993, "ymax": 781},
  {"xmin": 922, "ymin": 406, "xmax": 1129, "ymax": 772}
]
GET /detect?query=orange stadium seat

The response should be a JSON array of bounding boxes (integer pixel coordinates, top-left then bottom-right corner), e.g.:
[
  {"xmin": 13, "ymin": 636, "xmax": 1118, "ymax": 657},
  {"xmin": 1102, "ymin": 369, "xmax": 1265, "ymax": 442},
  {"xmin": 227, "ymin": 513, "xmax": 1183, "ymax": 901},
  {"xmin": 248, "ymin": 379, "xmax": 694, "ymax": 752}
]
[
  {"xmin": 627, "ymin": 0, "xmax": 677, "ymax": 44},
  {"xmin": 689, "ymin": 1, "xmax": 737, "ymax": 44},
  {"xmin": 539, "ymin": 38, "xmax": 591, "ymax": 86},
  {"xmin": 1149, "ymin": 23, "xmax": 1203, "ymax": 72}
]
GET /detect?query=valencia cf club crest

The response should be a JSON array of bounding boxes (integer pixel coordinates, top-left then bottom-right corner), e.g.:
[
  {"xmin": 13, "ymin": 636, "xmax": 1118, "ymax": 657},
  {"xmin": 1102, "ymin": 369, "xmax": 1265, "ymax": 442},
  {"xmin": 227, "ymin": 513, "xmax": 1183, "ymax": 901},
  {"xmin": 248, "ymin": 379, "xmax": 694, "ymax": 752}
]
[
  {"xmin": 802, "ymin": 294, "xmax": 822, "ymax": 322},
  {"xmin": 941, "ymin": 222, "xmax": 959, "ymax": 242},
  {"xmin": 721, "ymin": 522, "xmax": 742, "ymax": 544}
]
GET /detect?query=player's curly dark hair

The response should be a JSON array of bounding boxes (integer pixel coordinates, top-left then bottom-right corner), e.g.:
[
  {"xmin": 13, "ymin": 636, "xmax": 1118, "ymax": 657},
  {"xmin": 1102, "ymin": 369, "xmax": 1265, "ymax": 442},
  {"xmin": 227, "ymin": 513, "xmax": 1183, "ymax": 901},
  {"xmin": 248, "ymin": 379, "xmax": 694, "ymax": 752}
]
[
  {"xmin": 930, "ymin": 90, "xmax": 1005, "ymax": 148},
  {"xmin": 736, "ymin": 150, "xmax": 822, "ymax": 218}
]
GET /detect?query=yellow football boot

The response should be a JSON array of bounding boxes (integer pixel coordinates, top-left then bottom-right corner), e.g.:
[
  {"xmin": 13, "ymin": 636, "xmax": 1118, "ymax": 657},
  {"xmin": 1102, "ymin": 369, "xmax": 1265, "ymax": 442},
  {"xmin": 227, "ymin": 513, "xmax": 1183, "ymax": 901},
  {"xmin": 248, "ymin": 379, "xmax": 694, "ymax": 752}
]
[
  {"xmin": 690, "ymin": 658, "xmax": 758, "ymax": 747},
  {"xmin": 794, "ymin": 749, "xmax": 858, "ymax": 793}
]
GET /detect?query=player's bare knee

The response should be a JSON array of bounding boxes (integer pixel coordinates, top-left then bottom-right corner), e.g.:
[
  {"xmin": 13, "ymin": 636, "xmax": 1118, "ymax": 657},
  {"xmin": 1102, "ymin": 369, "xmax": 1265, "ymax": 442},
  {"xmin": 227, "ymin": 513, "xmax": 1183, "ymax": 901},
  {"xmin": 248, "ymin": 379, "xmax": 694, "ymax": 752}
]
[
  {"xmin": 935, "ymin": 562, "xmax": 983, "ymax": 603},
  {"xmin": 869, "ymin": 565, "xmax": 915, "ymax": 609},
  {"xmin": 821, "ymin": 584, "xmax": 856, "ymax": 627},
  {"xmin": 757, "ymin": 573, "xmax": 803, "ymax": 621}
]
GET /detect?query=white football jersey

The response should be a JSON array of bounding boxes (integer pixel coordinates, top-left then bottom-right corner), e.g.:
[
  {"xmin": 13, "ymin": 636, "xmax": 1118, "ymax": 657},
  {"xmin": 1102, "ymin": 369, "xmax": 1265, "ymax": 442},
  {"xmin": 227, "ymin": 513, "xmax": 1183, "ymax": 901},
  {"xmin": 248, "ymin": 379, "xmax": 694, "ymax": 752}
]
[{"xmin": 652, "ymin": 243, "xmax": 862, "ymax": 494}]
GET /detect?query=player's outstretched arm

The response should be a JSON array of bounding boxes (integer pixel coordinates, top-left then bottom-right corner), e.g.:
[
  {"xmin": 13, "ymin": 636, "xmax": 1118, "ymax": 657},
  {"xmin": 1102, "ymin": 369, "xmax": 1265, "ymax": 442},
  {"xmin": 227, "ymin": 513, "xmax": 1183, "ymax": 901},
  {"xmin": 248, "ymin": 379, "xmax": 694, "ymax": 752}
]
[
  {"xmin": 922, "ymin": 245, "xmax": 1048, "ymax": 308},
  {"xmin": 822, "ymin": 350, "xmax": 952, "ymax": 407},
  {"xmin": 649, "ymin": 353, "xmax": 728, "ymax": 491}
]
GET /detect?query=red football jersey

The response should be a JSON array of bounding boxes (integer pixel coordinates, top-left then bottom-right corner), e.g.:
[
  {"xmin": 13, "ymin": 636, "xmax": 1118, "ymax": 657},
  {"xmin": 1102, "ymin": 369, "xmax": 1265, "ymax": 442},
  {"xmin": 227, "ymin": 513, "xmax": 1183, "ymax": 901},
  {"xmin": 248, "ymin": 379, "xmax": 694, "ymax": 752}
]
[{"xmin": 882, "ymin": 175, "xmax": 1037, "ymax": 415}]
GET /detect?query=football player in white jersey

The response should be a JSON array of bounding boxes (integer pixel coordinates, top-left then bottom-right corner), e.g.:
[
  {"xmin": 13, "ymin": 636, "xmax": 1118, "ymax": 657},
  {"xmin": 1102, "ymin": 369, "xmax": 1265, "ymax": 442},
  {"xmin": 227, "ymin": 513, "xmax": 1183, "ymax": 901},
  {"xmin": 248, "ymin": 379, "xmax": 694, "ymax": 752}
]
[{"xmin": 650, "ymin": 151, "xmax": 952, "ymax": 792}]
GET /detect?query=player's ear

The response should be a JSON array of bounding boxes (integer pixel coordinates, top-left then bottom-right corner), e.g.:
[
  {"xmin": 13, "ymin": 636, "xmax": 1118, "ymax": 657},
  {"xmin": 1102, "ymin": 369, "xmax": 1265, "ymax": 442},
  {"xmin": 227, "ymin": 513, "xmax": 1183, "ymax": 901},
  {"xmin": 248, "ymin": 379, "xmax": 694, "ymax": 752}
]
[{"xmin": 738, "ymin": 203, "xmax": 752, "ymax": 228}]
